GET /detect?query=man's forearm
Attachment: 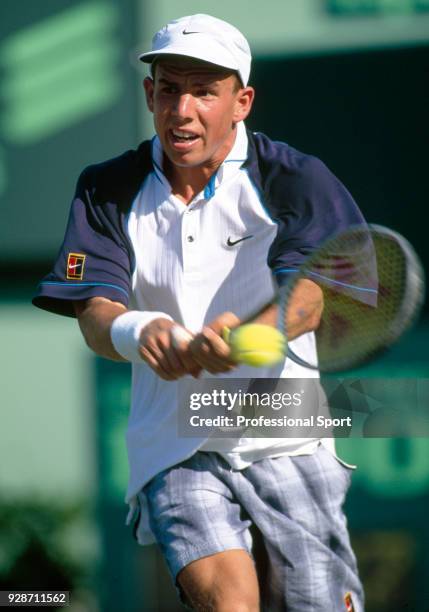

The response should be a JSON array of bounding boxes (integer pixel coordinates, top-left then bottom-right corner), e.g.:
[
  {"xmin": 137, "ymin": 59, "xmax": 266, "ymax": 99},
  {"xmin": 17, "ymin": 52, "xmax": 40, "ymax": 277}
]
[
  {"xmin": 74, "ymin": 298, "xmax": 201, "ymax": 379},
  {"xmin": 251, "ymin": 279, "xmax": 323, "ymax": 341},
  {"xmin": 74, "ymin": 297, "xmax": 127, "ymax": 361}
]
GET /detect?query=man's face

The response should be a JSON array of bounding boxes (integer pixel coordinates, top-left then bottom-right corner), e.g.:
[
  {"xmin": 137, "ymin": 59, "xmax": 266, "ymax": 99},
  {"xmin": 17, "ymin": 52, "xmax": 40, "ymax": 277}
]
[{"xmin": 143, "ymin": 56, "xmax": 254, "ymax": 170}]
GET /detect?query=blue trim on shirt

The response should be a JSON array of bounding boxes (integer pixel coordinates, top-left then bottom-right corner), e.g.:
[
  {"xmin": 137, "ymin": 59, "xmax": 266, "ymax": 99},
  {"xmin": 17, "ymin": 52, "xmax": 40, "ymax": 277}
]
[
  {"xmin": 150, "ymin": 136, "xmax": 165, "ymax": 184},
  {"xmin": 274, "ymin": 268, "xmax": 378, "ymax": 293},
  {"xmin": 204, "ymin": 172, "xmax": 217, "ymax": 199},
  {"xmin": 151, "ymin": 168, "xmax": 163, "ymax": 186},
  {"xmin": 39, "ymin": 281, "xmax": 129, "ymax": 297}
]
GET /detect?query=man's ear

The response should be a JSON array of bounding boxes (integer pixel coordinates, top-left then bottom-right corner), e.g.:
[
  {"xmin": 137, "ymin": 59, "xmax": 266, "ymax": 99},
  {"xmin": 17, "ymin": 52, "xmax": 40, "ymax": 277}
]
[
  {"xmin": 143, "ymin": 77, "xmax": 154, "ymax": 112},
  {"xmin": 233, "ymin": 86, "xmax": 255, "ymax": 123}
]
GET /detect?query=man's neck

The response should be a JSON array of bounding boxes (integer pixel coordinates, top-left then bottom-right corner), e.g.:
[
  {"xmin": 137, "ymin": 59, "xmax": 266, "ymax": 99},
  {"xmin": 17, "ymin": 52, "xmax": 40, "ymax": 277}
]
[
  {"xmin": 163, "ymin": 128, "xmax": 238, "ymax": 205},
  {"xmin": 164, "ymin": 161, "xmax": 215, "ymax": 205}
]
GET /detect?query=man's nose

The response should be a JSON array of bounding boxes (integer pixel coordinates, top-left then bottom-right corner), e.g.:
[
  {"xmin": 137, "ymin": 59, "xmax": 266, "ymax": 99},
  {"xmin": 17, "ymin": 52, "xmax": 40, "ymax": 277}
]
[{"xmin": 172, "ymin": 93, "xmax": 194, "ymax": 118}]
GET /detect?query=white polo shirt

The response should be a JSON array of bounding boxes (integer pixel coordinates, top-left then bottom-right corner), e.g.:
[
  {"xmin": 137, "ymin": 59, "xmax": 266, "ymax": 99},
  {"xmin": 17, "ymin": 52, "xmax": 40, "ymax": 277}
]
[{"xmin": 124, "ymin": 122, "xmax": 337, "ymax": 541}]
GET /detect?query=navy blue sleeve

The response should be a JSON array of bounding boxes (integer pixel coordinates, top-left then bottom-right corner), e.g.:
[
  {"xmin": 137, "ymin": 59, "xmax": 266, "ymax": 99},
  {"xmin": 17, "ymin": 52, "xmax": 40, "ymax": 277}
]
[
  {"xmin": 246, "ymin": 132, "xmax": 366, "ymax": 287},
  {"xmin": 268, "ymin": 155, "xmax": 366, "ymax": 287},
  {"xmin": 32, "ymin": 167, "xmax": 133, "ymax": 318}
]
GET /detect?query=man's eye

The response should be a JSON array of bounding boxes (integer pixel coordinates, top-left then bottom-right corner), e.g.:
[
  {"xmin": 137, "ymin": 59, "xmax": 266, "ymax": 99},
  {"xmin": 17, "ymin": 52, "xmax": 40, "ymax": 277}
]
[
  {"xmin": 162, "ymin": 86, "xmax": 177, "ymax": 94},
  {"xmin": 197, "ymin": 89, "xmax": 214, "ymax": 97}
]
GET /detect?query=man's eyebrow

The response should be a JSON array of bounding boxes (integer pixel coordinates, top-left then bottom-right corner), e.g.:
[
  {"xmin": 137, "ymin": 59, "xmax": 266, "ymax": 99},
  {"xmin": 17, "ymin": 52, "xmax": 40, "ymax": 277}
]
[
  {"xmin": 158, "ymin": 77, "xmax": 177, "ymax": 85},
  {"xmin": 158, "ymin": 74, "xmax": 221, "ymax": 86},
  {"xmin": 194, "ymin": 80, "xmax": 220, "ymax": 87}
]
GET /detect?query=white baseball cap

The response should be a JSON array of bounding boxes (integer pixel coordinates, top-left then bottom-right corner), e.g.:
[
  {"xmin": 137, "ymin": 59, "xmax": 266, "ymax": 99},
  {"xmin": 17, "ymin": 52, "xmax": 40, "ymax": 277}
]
[{"xmin": 139, "ymin": 14, "xmax": 252, "ymax": 86}]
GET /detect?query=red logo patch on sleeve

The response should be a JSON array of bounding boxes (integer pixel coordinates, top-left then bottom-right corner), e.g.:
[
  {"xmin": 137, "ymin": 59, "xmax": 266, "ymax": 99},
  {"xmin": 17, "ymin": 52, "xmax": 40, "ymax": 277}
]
[
  {"xmin": 66, "ymin": 253, "xmax": 86, "ymax": 280},
  {"xmin": 344, "ymin": 592, "xmax": 355, "ymax": 612}
]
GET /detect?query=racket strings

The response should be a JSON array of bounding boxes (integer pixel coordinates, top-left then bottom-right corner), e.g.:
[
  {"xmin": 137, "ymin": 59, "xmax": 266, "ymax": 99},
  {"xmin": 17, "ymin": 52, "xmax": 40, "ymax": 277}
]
[
  {"xmin": 316, "ymin": 236, "xmax": 406, "ymax": 368},
  {"xmin": 282, "ymin": 226, "xmax": 424, "ymax": 372}
]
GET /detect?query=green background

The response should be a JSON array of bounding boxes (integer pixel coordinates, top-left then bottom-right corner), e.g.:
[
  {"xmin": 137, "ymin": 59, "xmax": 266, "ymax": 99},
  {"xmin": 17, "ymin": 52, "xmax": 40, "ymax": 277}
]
[{"xmin": 1, "ymin": 1, "xmax": 428, "ymax": 611}]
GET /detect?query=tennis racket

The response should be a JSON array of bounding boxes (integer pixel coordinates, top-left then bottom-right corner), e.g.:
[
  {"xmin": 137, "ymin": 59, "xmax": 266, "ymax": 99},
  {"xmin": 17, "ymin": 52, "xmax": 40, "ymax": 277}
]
[{"xmin": 231, "ymin": 224, "xmax": 425, "ymax": 373}]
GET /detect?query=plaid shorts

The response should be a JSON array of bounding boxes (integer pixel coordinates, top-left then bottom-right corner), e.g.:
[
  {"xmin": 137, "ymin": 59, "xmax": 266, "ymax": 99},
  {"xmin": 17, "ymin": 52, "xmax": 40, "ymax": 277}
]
[{"xmin": 140, "ymin": 445, "xmax": 364, "ymax": 611}]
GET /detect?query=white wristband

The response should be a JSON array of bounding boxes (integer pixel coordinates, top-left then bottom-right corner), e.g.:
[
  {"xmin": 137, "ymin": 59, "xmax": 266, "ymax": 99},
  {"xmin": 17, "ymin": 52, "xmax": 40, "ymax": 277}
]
[{"xmin": 110, "ymin": 311, "xmax": 173, "ymax": 363}]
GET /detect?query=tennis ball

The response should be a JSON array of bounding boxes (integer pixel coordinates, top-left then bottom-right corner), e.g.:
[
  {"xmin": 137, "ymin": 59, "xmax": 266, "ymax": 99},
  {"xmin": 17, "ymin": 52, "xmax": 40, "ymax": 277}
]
[{"xmin": 223, "ymin": 324, "xmax": 286, "ymax": 367}]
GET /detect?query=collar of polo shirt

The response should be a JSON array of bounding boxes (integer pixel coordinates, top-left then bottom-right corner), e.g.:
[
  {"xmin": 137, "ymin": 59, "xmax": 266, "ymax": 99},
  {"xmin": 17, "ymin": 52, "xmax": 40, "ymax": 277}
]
[{"xmin": 151, "ymin": 121, "xmax": 249, "ymax": 202}]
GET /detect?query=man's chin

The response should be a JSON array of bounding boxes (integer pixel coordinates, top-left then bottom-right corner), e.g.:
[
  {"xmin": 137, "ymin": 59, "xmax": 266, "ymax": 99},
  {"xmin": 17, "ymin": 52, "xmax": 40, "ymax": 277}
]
[
  {"xmin": 165, "ymin": 151, "xmax": 208, "ymax": 169},
  {"xmin": 171, "ymin": 159, "xmax": 204, "ymax": 169}
]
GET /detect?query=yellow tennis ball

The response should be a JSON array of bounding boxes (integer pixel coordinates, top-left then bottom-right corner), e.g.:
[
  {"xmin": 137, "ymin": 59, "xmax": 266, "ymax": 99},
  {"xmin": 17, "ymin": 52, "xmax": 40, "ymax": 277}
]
[{"xmin": 224, "ymin": 324, "xmax": 286, "ymax": 367}]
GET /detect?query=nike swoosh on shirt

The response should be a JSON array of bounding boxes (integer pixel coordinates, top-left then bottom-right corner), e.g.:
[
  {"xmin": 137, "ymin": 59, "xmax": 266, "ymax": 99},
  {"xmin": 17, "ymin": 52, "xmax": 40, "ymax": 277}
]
[
  {"xmin": 68, "ymin": 263, "xmax": 82, "ymax": 269},
  {"xmin": 226, "ymin": 235, "xmax": 254, "ymax": 247}
]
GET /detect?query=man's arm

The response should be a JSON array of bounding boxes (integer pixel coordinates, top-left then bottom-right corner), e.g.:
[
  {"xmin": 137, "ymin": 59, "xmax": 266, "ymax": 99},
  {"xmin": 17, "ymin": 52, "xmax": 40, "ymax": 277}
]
[
  {"xmin": 74, "ymin": 297, "xmax": 127, "ymax": 361},
  {"xmin": 73, "ymin": 297, "xmax": 202, "ymax": 380},
  {"xmin": 248, "ymin": 279, "xmax": 323, "ymax": 341},
  {"xmin": 189, "ymin": 278, "xmax": 323, "ymax": 371},
  {"xmin": 74, "ymin": 279, "xmax": 322, "ymax": 376}
]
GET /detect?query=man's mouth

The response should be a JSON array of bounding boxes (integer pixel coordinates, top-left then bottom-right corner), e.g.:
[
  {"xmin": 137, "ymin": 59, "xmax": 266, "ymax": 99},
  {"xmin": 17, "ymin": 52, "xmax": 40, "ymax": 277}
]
[{"xmin": 170, "ymin": 128, "xmax": 200, "ymax": 144}]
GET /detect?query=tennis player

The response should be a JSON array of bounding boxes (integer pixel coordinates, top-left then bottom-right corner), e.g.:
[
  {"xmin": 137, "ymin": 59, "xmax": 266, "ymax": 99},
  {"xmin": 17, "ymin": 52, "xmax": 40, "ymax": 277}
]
[{"xmin": 33, "ymin": 14, "xmax": 364, "ymax": 611}]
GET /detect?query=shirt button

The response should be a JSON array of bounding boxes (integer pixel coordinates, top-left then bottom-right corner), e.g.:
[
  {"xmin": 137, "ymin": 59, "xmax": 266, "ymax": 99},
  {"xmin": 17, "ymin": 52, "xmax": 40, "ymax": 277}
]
[{"xmin": 187, "ymin": 235, "xmax": 194, "ymax": 242}]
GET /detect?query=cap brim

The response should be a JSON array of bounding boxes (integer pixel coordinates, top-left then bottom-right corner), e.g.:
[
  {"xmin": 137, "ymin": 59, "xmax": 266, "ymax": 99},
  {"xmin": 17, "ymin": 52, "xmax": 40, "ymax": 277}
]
[{"xmin": 138, "ymin": 48, "xmax": 239, "ymax": 73}]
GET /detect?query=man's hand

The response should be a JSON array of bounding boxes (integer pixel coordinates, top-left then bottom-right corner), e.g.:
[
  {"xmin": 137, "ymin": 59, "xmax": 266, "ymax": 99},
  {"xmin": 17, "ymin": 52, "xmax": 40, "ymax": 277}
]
[
  {"xmin": 139, "ymin": 318, "xmax": 202, "ymax": 381},
  {"xmin": 189, "ymin": 311, "xmax": 241, "ymax": 374},
  {"xmin": 186, "ymin": 280, "xmax": 323, "ymax": 375}
]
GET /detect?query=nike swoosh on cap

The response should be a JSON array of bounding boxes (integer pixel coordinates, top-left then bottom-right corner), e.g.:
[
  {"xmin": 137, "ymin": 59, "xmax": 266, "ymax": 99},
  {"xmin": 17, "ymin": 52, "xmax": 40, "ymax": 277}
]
[
  {"xmin": 226, "ymin": 235, "xmax": 254, "ymax": 246},
  {"xmin": 182, "ymin": 30, "xmax": 200, "ymax": 35}
]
